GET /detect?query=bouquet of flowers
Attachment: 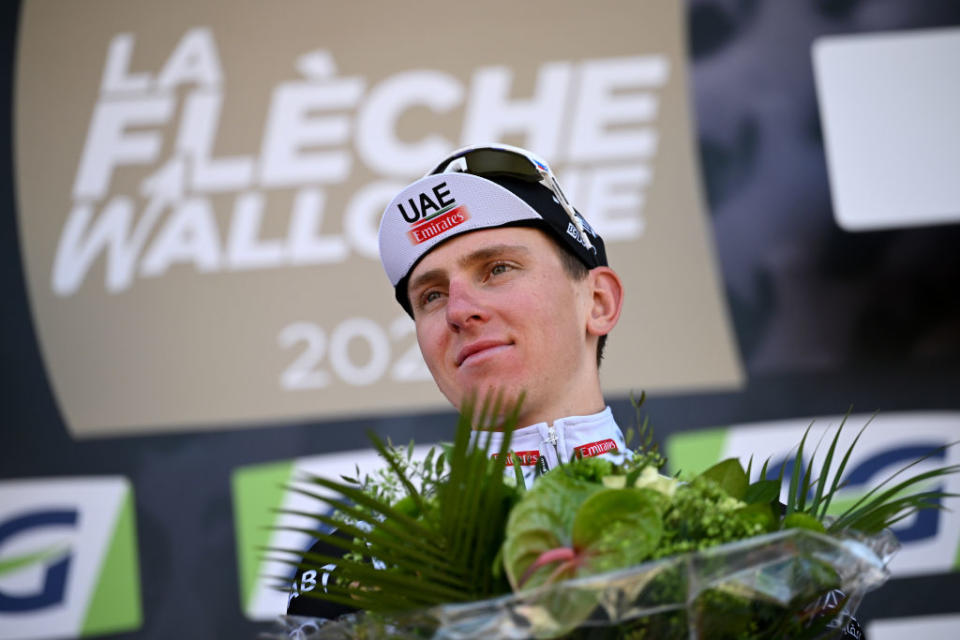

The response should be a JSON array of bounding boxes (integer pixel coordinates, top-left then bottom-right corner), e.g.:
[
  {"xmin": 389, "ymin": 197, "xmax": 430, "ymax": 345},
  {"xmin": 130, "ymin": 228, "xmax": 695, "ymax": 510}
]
[{"xmin": 266, "ymin": 396, "xmax": 956, "ymax": 639}]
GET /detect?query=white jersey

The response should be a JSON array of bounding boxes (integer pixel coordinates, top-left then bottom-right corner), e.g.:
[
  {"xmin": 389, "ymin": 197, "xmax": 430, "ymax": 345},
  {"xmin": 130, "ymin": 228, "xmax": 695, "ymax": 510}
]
[{"xmin": 470, "ymin": 407, "xmax": 629, "ymax": 488}]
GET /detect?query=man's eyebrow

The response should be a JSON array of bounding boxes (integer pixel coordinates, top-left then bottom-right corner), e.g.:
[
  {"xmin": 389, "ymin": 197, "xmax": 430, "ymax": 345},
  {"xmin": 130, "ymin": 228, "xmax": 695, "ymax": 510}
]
[
  {"xmin": 408, "ymin": 268, "xmax": 445, "ymax": 294},
  {"xmin": 408, "ymin": 244, "xmax": 531, "ymax": 293},
  {"xmin": 457, "ymin": 244, "xmax": 531, "ymax": 269}
]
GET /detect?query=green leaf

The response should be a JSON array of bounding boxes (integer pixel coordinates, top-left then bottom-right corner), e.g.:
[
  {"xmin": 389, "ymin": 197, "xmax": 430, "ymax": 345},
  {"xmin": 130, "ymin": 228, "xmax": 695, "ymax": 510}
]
[
  {"xmin": 699, "ymin": 458, "xmax": 748, "ymax": 500},
  {"xmin": 732, "ymin": 503, "xmax": 777, "ymax": 533},
  {"xmin": 509, "ymin": 451, "xmax": 526, "ymax": 491},
  {"xmin": 271, "ymin": 509, "xmax": 464, "ymax": 584},
  {"xmin": 501, "ymin": 468, "xmax": 666, "ymax": 596},
  {"xmin": 368, "ymin": 431, "xmax": 427, "ymax": 520},
  {"xmin": 830, "ymin": 463, "xmax": 960, "ymax": 533},
  {"xmin": 571, "ymin": 488, "xmax": 663, "ymax": 574},
  {"xmin": 392, "ymin": 495, "xmax": 419, "ymax": 518},
  {"xmin": 436, "ymin": 450, "xmax": 446, "ymax": 475},
  {"xmin": 782, "ymin": 512, "xmax": 826, "ymax": 533},
  {"xmin": 810, "ymin": 410, "xmax": 851, "ymax": 516},
  {"xmin": 797, "ymin": 430, "xmax": 821, "ymax": 512},
  {"xmin": 759, "ymin": 456, "xmax": 772, "ymax": 480},
  {"xmin": 423, "ymin": 448, "xmax": 435, "ymax": 474},
  {"xmin": 507, "ymin": 471, "xmax": 598, "ymax": 544},
  {"xmin": 502, "ymin": 471, "xmax": 601, "ymax": 590},
  {"xmin": 743, "ymin": 479, "xmax": 780, "ymax": 505},
  {"xmin": 287, "ymin": 481, "xmax": 438, "ymax": 546},
  {"xmin": 819, "ymin": 416, "xmax": 871, "ymax": 520},
  {"xmin": 786, "ymin": 425, "xmax": 812, "ymax": 515}
]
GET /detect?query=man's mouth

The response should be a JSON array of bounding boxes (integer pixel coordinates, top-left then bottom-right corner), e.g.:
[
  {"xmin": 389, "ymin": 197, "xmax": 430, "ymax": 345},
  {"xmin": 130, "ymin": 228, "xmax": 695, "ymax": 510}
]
[{"xmin": 456, "ymin": 340, "xmax": 512, "ymax": 367}]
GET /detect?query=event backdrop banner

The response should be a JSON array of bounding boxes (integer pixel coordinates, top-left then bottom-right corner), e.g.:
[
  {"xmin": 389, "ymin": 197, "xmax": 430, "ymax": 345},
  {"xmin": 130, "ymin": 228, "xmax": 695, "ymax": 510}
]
[
  {"xmin": 666, "ymin": 412, "xmax": 960, "ymax": 579},
  {"xmin": 15, "ymin": 0, "xmax": 742, "ymax": 436}
]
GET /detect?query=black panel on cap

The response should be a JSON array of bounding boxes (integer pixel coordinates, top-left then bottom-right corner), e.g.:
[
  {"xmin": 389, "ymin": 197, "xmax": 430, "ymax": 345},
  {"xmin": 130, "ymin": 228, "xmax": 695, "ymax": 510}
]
[{"xmin": 483, "ymin": 176, "xmax": 607, "ymax": 270}]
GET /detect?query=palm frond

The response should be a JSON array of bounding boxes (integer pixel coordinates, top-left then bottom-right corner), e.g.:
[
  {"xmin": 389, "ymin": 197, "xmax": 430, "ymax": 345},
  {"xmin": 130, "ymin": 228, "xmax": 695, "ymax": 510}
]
[
  {"xmin": 510, "ymin": 452, "xmax": 526, "ymax": 490},
  {"xmin": 811, "ymin": 411, "xmax": 849, "ymax": 517},
  {"xmin": 759, "ymin": 456, "xmax": 771, "ymax": 480},
  {"xmin": 270, "ymin": 510, "xmax": 469, "ymax": 586},
  {"xmin": 829, "ymin": 460, "xmax": 960, "ymax": 533},
  {"xmin": 285, "ymin": 482, "xmax": 442, "ymax": 549},
  {"xmin": 818, "ymin": 413, "xmax": 871, "ymax": 520},
  {"xmin": 268, "ymin": 393, "xmax": 522, "ymax": 612},
  {"xmin": 785, "ymin": 424, "xmax": 811, "ymax": 516}
]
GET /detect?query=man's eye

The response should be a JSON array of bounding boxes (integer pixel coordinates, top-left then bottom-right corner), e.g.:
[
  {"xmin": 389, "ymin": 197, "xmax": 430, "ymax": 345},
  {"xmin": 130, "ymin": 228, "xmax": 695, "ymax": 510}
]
[
  {"xmin": 490, "ymin": 263, "xmax": 511, "ymax": 276},
  {"xmin": 421, "ymin": 290, "xmax": 442, "ymax": 306}
]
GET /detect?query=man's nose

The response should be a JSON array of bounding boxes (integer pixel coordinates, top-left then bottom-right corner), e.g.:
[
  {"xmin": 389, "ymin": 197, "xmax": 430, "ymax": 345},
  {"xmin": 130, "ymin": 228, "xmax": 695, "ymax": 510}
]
[{"xmin": 445, "ymin": 279, "xmax": 487, "ymax": 330}]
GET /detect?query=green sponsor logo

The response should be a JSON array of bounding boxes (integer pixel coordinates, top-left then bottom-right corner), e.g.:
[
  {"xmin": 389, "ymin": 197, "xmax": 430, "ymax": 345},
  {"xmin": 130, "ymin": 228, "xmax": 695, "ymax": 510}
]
[
  {"xmin": 665, "ymin": 427, "xmax": 728, "ymax": 477},
  {"xmin": 82, "ymin": 490, "xmax": 142, "ymax": 635},
  {"xmin": 232, "ymin": 460, "xmax": 295, "ymax": 617}
]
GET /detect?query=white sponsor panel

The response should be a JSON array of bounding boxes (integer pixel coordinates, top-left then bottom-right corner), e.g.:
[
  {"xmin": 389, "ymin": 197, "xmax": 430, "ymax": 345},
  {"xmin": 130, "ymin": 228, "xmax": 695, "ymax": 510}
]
[
  {"xmin": 0, "ymin": 477, "xmax": 134, "ymax": 640},
  {"xmin": 813, "ymin": 28, "xmax": 960, "ymax": 230},
  {"xmin": 867, "ymin": 613, "xmax": 960, "ymax": 640}
]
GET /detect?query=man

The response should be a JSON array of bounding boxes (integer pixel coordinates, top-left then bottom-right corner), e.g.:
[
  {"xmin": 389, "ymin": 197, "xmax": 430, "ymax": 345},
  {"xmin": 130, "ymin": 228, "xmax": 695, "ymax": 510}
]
[
  {"xmin": 288, "ymin": 146, "xmax": 867, "ymax": 638},
  {"xmin": 286, "ymin": 144, "xmax": 630, "ymax": 617},
  {"xmin": 379, "ymin": 143, "xmax": 631, "ymax": 485}
]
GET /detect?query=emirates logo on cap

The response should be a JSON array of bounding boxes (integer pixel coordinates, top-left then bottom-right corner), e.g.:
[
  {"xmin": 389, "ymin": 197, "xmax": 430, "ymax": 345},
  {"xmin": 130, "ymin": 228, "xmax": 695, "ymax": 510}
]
[
  {"xmin": 396, "ymin": 181, "xmax": 471, "ymax": 245},
  {"xmin": 407, "ymin": 205, "xmax": 470, "ymax": 244}
]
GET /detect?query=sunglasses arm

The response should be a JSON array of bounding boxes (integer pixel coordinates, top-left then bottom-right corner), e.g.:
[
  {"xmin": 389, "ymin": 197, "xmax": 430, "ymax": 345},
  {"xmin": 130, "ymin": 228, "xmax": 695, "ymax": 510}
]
[{"xmin": 538, "ymin": 168, "xmax": 595, "ymax": 252}]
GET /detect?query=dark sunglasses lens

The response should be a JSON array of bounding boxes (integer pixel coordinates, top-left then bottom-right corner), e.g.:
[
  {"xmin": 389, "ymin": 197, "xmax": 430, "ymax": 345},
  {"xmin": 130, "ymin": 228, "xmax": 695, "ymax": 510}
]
[
  {"xmin": 464, "ymin": 149, "xmax": 540, "ymax": 180},
  {"xmin": 432, "ymin": 148, "xmax": 540, "ymax": 181}
]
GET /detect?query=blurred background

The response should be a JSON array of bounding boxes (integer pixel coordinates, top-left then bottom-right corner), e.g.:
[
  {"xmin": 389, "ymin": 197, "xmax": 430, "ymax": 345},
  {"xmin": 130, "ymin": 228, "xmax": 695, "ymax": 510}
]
[{"xmin": 1, "ymin": 1, "xmax": 958, "ymax": 638}]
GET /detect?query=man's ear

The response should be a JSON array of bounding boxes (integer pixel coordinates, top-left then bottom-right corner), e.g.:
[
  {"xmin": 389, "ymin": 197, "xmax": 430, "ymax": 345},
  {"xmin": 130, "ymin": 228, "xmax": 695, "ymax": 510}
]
[{"xmin": 585, "ymin": 267, "xmax": 623, "ymax": 337}]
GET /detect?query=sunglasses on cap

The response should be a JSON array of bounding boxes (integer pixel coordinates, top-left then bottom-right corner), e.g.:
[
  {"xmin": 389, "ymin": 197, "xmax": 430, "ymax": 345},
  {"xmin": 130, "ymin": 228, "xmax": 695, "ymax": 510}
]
[{"xmin": 427, "ymin": 144, "xmax": 596, "ymax": 253}]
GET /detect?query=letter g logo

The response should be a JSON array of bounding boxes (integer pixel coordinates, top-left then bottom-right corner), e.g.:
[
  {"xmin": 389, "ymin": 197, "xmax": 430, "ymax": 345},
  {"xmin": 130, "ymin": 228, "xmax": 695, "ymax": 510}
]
[{"xmin": 0, "ymin": 510, "xmax": 77, "ymax": 613}]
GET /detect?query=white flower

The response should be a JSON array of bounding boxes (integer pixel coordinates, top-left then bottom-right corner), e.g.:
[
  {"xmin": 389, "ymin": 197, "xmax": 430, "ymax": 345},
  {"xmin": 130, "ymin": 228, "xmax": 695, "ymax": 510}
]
[{"xmin": 633, "ymin": 466, "xmax": 679, "ymax": 498}]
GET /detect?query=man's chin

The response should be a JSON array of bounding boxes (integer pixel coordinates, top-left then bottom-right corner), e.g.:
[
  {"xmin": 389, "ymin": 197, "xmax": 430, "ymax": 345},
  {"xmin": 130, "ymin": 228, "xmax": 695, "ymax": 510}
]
[{"xmin": 451, "ymin": 385, "xmax": 526, "ymax": 426}]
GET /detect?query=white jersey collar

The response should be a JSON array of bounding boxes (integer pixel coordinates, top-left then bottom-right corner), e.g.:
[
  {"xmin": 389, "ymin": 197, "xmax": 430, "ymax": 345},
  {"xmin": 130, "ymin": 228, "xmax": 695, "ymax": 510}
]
[{"xmin": 470, "ymin": 407, "xmax": 629, "ymax": 487}]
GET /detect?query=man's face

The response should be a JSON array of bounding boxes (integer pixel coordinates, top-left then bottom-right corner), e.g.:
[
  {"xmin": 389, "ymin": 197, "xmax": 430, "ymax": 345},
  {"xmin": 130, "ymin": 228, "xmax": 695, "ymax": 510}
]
[{"xmin": 407, "ymin": 227, "xmax": 596, "ymax": 425}]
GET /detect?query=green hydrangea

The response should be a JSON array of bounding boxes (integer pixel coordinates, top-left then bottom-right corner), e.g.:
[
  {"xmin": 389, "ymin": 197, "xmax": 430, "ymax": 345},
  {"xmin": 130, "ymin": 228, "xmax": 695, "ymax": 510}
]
[
  {"xmin": 565, "ymin": 456, "xmax": 614, "ymax": 483},
  {"xmin": 653, "ymin": 476, "xmax": 766, "ymax": 559}
]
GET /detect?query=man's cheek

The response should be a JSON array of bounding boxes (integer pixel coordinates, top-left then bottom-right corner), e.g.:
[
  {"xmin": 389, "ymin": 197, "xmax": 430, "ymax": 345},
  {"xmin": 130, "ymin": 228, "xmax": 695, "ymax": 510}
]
[
  {"xmin": 414, "ymin": 326, "xmax": 435, "ymax": 364},
  {"xmin": 415, "ymin": 328, "xmax": 447, "ymax": 384}
]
